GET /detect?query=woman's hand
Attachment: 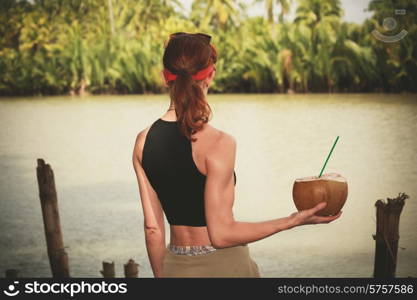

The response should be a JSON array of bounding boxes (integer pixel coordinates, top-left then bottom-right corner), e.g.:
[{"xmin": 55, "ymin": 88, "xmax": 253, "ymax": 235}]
[{"xmin": 289, "ymin": 202, "xmax": 342, "ymax": 227}]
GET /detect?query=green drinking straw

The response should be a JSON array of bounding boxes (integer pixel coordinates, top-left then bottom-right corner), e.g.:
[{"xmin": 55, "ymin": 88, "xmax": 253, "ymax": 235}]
[{"xmin": 318, "ymin": 136, "xmax": 339, "ymax": 178}]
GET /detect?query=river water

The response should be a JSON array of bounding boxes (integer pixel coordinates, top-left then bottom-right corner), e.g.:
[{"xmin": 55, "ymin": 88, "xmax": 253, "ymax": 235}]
[{"xmin": 0, "ymin": 93, "xmax": 416, "ymax": 277}]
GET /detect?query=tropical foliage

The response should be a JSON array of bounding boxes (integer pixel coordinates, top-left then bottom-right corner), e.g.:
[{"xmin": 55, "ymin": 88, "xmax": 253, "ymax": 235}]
[{"xmin": 0, "ymin": 0, "xmax": 416, "ymax": 95}]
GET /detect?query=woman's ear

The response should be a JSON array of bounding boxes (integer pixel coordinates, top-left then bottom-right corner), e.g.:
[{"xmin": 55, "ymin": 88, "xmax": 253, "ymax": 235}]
[
  {"xmin": 205, "ymin": 68, "xmax": 216, "ymax": 86},
  {"xmin": 203, "ymin": 78, "xmax": 210, "ymax": 89},
  {"xmin": 210, "ymin": 67, "xmax": 216, "ymax": 81},
  {"xmin": 160, "ymin": 70, "xmax": 169, "ymax": 87}
]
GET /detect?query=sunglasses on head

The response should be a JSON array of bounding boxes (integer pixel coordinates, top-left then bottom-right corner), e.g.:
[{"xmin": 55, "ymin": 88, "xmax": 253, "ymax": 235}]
[{"xmin": 168, "ymin": 32, "xmax": 212, "ymax": 44}]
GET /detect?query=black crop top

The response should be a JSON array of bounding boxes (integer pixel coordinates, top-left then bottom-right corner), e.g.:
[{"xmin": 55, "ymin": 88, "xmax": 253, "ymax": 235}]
[{"xmin": 142, "ymin": 118, "xmax": 236, "ymax": 227}]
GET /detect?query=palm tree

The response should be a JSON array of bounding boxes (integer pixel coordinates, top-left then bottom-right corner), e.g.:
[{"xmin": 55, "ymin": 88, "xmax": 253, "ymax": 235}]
[
  {"xmin": 191, "ymin": 0, "xmax": 240, "ymax": 30},
  {"xmin": 255, "ymin": 0, "xmax": 293, "ymax": 24},
  {"xmin": 293, "ymin": 0, "xmax": 343, "ymax": 91},
  {"xmin": 366, "ymin": 0, "xmax": 417, "ymax": 92}
]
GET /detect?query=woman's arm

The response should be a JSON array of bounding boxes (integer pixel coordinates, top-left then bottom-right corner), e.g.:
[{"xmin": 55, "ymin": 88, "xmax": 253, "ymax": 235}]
[
  {"xmin": 204, "ymin": 133, "xmax": 341, "ymax": 249},
  {"xmin": 132, "ymin": 130, "xmax": 166, "ymax": 277}
]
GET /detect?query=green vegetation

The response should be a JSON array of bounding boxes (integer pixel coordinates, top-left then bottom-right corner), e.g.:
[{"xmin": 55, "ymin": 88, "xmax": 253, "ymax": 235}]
[{"xmin": 0, "ymin": 0, "xmax": 416, "ymax": 95}]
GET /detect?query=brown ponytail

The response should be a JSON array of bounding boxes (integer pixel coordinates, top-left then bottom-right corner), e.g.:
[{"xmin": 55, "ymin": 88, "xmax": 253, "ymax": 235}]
[{"xmin": 163, "ymin": 34, "xmax": 217, "ymax": 142}]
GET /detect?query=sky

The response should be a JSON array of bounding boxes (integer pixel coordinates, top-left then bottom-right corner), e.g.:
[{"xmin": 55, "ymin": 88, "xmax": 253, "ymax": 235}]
[{"xmin": 179, "ymin": 0, "xmax": 373, "ymax": 24}]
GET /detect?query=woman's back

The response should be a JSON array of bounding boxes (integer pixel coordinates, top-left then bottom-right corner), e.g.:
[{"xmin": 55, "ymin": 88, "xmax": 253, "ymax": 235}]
[{"xmin": 141, "ymin": 116, "xmax": 236, "ymax": 228}]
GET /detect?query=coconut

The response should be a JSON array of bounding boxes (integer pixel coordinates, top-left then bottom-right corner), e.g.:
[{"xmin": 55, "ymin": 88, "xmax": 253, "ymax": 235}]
[{"xmin": 292, "ymin": 172, "xmax": 348, "ymax": 216}]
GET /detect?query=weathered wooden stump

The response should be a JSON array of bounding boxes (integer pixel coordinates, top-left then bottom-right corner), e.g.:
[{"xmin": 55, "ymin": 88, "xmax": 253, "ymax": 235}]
[
  {"xmin": 373, "ymin": 192, "xmax": 408, "ymax": 278},
  {"xmin": 100, "ymin": 261, "xmax": 115, "ymax": 278},
  {"xmin": 124, "ymin": 259, "xmax": 139, "ymax": 278},
  {"xmin": 36, "ymin": 158, "xmax": 70, "ymax": 278}
]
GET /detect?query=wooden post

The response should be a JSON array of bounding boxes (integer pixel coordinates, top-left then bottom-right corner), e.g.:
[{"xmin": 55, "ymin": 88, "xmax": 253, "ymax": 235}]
[
  {"xmin": 36, "ymin": 159, "xmax": 70, "ymax": 278},
  {"xmin": 5, "ymin": 269, "xmax": 19, "ymax": 278},
  {"xmin": 100, "ymin": 261, "xmax": 115, "ymax": 278},
  {"xmin": 373, "ymin": 192, "xmax": 408, "ymax": 278},
  {"xmin": 124, "ymin": 259, "xmax": 139, "ymax": 278}
]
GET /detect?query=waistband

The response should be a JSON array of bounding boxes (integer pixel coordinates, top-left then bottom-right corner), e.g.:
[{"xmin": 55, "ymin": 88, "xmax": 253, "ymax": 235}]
[{"xmin": 167, "ymin": 243, "xmax": 217, "ymax": 256}]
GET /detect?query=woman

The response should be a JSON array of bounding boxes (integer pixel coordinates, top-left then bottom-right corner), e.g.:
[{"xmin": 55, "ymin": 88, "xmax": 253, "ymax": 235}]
[{"xmin": 132, "ymin": 32, "xmax": 342, "ymax": 278}]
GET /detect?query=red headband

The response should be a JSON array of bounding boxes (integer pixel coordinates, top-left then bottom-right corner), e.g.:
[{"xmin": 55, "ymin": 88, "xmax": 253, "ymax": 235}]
[{"xmin": 163, "ymin": 64, "xmax": 215, "ymax": 83}]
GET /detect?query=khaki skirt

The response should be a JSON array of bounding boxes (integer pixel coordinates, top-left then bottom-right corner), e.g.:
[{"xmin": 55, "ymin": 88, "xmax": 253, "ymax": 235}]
[{"xmin": 161, "ymin": 244, "xmax": 261, "ymax": 278}]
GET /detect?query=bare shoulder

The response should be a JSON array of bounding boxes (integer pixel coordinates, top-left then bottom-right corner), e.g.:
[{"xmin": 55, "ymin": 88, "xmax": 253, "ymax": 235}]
[
  {"xmin": 133, "ymin": 125, "xmax": 152, "ymax": 164},
  {"xmin": 135, "ymin": 126, "xmax": 151, "ymax": 143},
  {"xmin": 203, "ymin": 123, "xmax": 236, "ymax": 163},
  {"xmin": 201, "ymin": 122, "xmax": 235, "ymax": 146}
]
